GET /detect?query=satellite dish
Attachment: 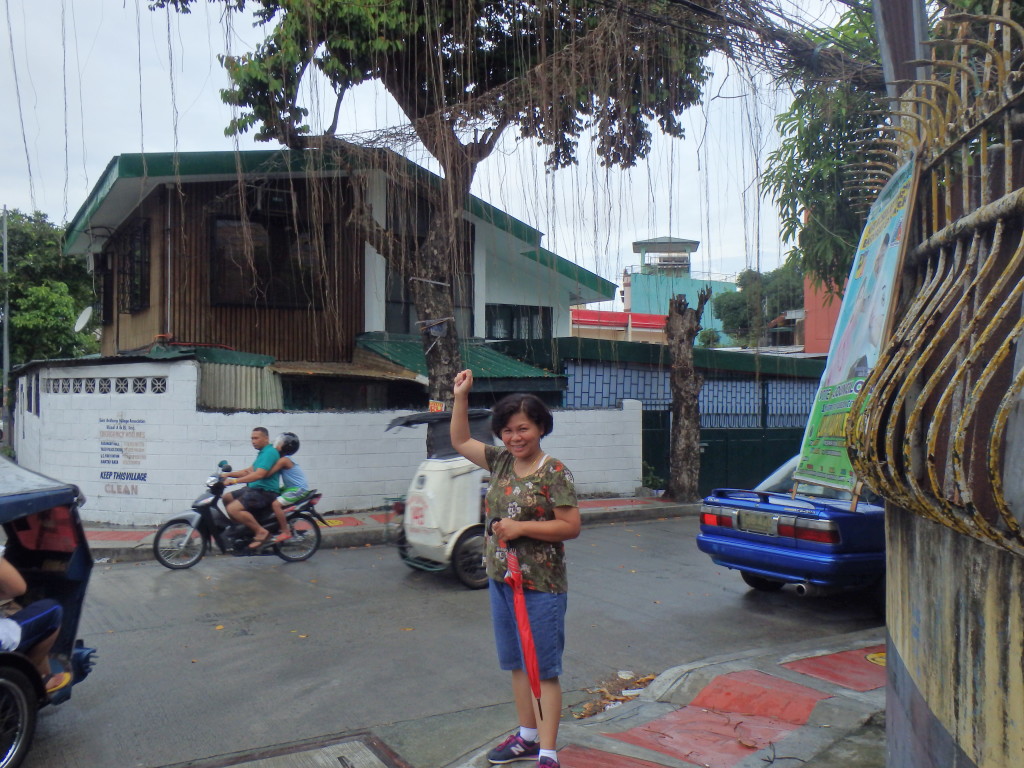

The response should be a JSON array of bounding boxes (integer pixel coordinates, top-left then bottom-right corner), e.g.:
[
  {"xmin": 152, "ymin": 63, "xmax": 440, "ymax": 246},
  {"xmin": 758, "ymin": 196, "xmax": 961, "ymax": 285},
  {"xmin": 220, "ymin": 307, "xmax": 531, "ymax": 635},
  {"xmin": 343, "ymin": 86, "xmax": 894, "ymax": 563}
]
[{"xmin": 73, "ymin": 306, "xmax": 93, "ymax": 333}]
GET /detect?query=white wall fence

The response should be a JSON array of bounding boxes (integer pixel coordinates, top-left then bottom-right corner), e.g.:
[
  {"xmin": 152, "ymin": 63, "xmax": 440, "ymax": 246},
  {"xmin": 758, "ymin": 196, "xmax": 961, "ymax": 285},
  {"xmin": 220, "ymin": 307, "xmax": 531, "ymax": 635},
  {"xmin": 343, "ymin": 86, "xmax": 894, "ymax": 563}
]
[{"xmin": 13, "ymin": 360, "xmax": 643, "ymax": 526}]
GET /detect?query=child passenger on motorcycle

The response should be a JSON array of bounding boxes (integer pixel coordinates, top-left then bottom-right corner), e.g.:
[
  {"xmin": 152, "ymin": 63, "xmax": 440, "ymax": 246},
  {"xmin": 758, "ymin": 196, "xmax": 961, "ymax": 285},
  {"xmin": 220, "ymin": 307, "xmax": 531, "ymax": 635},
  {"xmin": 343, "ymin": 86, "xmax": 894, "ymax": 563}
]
[{"xmin": 267, "ymin": 432, "xmax": 309, "ymax": 544}]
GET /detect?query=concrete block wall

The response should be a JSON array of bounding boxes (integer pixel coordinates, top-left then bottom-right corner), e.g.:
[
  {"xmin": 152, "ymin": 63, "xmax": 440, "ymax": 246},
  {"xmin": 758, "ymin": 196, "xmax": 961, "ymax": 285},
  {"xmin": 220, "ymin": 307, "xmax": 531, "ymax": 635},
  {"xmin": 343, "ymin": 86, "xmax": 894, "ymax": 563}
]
[{"xmin": 13, "ymin": 360, "xmax": 643, "ymax": 526}]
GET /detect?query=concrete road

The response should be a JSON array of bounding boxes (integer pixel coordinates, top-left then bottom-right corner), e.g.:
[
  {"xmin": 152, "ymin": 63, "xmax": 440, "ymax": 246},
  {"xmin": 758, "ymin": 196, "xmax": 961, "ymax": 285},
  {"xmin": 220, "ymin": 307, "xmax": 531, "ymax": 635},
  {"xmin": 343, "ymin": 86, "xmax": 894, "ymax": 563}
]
[{"xmin": 27, "ymin": 516, "xmax": 882, "ymax": 768}]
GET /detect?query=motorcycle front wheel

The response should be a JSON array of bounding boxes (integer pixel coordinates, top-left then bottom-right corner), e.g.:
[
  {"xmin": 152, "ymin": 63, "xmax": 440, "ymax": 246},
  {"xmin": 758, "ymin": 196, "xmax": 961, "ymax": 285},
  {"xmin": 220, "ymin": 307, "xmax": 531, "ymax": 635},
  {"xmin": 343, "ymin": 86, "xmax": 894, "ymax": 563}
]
[
  {"xmin": 153, "ymin": 519, "xmax": 207, "ymax": 569},
  {"xmin": 0, "ymin": 666, "xmax": 37, "ymax": 768},
  {"xmin": 275, "ymin": 513, "xmax": 321, "ymax": 562}
]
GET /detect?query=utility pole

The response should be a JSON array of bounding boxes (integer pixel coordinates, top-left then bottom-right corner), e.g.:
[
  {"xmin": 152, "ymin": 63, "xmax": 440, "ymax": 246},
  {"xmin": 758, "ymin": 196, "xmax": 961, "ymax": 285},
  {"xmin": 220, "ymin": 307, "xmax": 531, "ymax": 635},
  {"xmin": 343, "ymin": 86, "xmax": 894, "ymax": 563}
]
[{"xmin": 873, "ymin": 0, "xmax": 930, "ymax": 102}]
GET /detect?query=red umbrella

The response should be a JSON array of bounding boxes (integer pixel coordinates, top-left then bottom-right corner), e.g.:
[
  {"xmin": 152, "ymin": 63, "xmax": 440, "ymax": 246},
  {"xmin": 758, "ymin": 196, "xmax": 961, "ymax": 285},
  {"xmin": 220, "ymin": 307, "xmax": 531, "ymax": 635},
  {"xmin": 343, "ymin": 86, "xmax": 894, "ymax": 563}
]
[{"xmin": 503, "ymin": 541, "xmax": 544, "ymax": 720}]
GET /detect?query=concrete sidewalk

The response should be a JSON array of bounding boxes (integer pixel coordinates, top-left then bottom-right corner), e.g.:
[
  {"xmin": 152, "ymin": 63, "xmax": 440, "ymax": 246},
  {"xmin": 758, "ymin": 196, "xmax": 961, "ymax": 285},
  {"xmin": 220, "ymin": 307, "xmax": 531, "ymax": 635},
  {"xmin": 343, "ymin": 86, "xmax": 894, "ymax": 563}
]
[
  {"xmin": 84, "ymin": 496, "xmax": 699, "ymax": 563},
  {"xmin": 446, "ymin": 628, "xmax": 886, "ymax": 768}
]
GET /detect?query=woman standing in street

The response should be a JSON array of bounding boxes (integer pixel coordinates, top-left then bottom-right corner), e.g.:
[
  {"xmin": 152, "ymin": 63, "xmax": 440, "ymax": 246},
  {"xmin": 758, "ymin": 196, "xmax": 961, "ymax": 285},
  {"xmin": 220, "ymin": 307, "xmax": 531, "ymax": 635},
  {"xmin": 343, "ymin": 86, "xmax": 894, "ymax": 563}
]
[{"xmin": 450, "ymin": 369, "xmax": 580, "ymax": 768}]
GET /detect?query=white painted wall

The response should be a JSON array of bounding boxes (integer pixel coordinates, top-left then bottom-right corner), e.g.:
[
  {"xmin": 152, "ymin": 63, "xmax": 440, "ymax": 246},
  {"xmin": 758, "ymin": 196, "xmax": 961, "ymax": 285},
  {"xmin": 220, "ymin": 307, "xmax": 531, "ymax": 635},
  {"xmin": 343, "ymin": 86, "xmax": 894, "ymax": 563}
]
[
  {"xmin": 484, "ymin": 252, "xmax": 572, "ymax": 336},
  {"xmin": 13, "ymin": 361, "xmax": 643, "ymax": 526}
]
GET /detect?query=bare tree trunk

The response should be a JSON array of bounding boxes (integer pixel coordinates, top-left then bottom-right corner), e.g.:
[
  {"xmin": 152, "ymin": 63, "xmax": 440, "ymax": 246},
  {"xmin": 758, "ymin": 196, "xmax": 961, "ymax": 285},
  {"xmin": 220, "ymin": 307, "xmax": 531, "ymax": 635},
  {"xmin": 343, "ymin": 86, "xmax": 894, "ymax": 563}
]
[
  {"xmin": 413, "ymin": 218, "xmax": 462, "ymax": 407},
  {"xmin": 666, "ymin": 287, "xmax": 712, "ymax": 502}
]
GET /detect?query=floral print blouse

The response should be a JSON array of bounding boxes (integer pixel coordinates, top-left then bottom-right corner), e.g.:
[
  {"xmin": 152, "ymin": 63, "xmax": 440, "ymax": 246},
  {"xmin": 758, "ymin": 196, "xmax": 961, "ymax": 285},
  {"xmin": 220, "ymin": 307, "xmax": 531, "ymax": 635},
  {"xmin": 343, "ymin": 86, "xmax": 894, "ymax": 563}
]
[{"xmin": 483, "ymin": 444, "xmax": 578, "ymax": 593}]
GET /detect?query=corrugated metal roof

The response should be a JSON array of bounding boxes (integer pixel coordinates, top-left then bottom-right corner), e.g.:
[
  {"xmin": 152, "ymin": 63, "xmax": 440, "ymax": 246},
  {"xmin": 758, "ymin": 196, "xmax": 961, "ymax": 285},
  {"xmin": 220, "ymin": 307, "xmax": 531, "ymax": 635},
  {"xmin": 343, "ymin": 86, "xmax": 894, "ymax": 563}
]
[{"xmin": 357, "ymin": 333, "xmax": 559, "ymax": 380}]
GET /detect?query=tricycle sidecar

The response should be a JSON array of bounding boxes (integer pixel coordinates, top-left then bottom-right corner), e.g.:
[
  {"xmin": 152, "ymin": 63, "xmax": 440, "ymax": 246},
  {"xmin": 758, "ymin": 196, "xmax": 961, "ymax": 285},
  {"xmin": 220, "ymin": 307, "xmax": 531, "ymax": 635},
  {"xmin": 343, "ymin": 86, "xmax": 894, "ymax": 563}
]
[
  {"xmin": 387, "ymin": 410, "xmax": 492, "ymax": 589},
  {"xmin": 0, "ymin": 457, "xmax": 96, "ymax": 768}
]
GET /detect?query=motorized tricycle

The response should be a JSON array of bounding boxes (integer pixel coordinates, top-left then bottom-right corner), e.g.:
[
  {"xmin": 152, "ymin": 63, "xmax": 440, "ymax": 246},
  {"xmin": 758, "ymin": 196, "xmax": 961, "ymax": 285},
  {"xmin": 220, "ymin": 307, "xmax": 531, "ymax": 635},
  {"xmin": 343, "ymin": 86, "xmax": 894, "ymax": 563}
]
[
  {"xmin": 152, "ymin": 462, "xmax": 326, "ymax": 569},
  {"xmin": 0, "ymin": 457, "xmax": 97, "ymax": 768},
  {"xmin": 386, "ymin": 409, "xmax": 492, "ymax": 589}
]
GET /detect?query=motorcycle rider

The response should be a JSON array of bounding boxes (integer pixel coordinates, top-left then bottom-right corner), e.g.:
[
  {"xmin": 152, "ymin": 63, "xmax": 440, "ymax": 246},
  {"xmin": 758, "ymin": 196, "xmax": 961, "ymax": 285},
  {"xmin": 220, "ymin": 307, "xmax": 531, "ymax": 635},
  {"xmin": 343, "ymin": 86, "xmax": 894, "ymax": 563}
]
[{"xmin": 221, "ymin": 427, "xmax": 281, "ymax": 548}]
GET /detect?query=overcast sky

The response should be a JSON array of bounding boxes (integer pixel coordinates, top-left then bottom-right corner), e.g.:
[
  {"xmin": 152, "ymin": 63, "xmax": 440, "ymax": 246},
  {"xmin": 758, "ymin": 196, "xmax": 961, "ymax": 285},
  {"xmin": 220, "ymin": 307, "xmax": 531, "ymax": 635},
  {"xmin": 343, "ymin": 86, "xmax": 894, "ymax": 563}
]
[{"xmin": 1, "ymin": 2, "xmax": 839, "ymax": 299}]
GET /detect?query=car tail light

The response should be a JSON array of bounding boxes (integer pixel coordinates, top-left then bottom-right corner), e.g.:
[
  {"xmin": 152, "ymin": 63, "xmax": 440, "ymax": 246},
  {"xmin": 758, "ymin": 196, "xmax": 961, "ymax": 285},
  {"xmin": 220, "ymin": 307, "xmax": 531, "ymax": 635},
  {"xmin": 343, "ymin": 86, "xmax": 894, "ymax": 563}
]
[
  {"xmin": 700, "ymin": 506, "xmax": 734, "ymax": 528},
  {"xmin": 777, "ymin": 516, "xmax": 840, "ymax": 544},
  {"xmin": 391, "ymin": 499, "xmax": 406, "ymax": 515}
]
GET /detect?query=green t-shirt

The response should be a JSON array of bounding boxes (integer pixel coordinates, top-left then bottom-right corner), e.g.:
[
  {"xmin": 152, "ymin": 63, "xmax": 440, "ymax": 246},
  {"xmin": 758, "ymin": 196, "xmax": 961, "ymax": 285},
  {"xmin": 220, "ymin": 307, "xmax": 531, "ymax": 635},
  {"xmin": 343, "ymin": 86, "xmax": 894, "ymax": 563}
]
[
  {"xmin": 483, "ymin": 444, "xmax": 578, "ymax": 593},
  {"xmin": 249, "ymin": 444, "xmax": 281, "ymax": 492}
]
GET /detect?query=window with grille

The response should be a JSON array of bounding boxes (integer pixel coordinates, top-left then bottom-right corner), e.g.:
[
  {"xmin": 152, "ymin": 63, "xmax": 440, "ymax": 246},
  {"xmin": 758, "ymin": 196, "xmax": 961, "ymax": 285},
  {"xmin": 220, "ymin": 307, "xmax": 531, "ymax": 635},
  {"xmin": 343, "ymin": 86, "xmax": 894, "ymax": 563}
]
[
  {"xmin": 116, "ymin": 220, "xmax": 151, "ymax": 314},
  {"xmin": 209, "ymin": 194, "xmax": 327, "ymax": 310},
  {"xmin": 485, "ymin": 304, "xmax": 551, "ymax": 340}
]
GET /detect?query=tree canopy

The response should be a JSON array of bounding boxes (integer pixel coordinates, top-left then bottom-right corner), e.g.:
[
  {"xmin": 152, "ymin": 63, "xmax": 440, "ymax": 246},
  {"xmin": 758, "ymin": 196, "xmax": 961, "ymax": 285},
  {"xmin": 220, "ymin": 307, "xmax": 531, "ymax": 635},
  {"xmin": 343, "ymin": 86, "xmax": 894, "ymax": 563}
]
[
  {"xmin": 152, "ymin": 0, "xmax": 717, "ymax": 402},
  {"xmin": 761, "ymin": 6, "xmax": 883, "ymax": 296},
  {"xmin": 712, "ymin": 260, "xmax": 803, "ymax": 345},
  {"xmin": 1, "ymin": 209, "xmax": 97, "ymax": 366}
]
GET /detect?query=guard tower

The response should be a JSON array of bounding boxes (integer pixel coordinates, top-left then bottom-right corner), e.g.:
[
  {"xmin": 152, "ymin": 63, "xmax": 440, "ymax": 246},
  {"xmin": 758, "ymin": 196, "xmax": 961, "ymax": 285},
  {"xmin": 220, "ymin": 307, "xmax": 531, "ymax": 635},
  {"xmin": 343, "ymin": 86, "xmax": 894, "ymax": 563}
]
[{"xmin": 621, "ymin": 237, "xmax": 736, "ymax": 344}]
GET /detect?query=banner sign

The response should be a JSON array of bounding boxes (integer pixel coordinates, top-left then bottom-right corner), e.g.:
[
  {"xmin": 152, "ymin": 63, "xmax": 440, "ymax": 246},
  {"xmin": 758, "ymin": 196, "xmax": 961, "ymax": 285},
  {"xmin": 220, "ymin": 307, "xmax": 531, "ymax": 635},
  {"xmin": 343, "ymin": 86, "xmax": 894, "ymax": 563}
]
[{"xmin": 794, "ymin": 156, "xmax": 917, "ymax": 492}]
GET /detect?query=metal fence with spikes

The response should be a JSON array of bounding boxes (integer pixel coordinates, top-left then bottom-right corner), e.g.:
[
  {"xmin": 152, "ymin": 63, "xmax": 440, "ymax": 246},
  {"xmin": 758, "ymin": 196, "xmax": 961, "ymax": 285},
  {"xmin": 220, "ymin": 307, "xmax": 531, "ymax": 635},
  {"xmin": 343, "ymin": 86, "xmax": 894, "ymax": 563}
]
[{"xmin": 847, "ymin": 3, "xmax": 1024, "ymax": 555}]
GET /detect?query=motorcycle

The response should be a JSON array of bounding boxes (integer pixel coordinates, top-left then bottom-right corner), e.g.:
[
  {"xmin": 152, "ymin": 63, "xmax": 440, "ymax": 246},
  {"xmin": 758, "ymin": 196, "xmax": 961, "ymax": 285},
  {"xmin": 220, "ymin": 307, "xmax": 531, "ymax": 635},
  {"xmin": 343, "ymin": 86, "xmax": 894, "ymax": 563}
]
[{"xmin": 152, "ymin": 462, "xmax": 327, "ymax": 569}]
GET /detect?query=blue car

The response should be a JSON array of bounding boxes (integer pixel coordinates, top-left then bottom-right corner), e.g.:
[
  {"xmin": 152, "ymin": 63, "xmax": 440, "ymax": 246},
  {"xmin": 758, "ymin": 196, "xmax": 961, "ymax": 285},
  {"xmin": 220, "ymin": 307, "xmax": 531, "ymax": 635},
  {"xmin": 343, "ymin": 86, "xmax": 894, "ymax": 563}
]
[{"xmin": 696, "ymin": 456, "xmax": 885, "ymax": 601}]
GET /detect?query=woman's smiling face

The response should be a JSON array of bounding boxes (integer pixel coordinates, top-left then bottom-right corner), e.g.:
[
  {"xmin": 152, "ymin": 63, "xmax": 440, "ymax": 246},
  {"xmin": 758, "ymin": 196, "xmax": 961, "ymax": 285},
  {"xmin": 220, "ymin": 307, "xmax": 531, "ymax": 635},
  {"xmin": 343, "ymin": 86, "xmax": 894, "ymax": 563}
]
[{"xmin": 499, "ymin": 411, "xmax": 543, "ymax": 460}]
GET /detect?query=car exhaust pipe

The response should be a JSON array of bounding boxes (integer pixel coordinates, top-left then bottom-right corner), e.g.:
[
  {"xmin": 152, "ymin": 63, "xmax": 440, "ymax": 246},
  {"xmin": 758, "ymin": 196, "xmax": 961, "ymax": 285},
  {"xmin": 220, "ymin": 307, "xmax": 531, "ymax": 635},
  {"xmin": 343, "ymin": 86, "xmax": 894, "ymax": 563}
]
[{"xmin": 794, "ymin": 582, "xmax": 834, "ymax": 597}]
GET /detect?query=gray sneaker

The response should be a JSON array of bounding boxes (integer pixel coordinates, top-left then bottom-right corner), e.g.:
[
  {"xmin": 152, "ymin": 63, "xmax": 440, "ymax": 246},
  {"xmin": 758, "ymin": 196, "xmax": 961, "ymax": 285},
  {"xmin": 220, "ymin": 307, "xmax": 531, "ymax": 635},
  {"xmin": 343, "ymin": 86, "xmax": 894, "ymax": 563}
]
[{"xmin": 486, "ymin": 733, "xmax": 540, "ymax": 764}]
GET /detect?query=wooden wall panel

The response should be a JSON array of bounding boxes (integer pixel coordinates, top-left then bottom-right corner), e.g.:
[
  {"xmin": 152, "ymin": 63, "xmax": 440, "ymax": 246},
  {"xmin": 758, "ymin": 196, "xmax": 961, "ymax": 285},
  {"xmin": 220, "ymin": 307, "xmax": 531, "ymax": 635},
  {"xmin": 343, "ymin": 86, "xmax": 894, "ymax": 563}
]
[{"xmin": 152, "ymin": 176, "xmax": 363, "ymax": 363}]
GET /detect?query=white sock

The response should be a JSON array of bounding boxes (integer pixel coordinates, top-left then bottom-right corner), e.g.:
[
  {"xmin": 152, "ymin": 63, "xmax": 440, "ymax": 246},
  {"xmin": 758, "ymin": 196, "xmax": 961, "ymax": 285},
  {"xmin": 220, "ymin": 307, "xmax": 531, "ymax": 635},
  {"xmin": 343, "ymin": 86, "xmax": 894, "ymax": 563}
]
[
  {"xmin": 539, "ymin": 748, "xmax": 558, "ymax": 761},
  {"xmin": 519, "ymin": 726, "xmax": 539, "ymax": 743}
]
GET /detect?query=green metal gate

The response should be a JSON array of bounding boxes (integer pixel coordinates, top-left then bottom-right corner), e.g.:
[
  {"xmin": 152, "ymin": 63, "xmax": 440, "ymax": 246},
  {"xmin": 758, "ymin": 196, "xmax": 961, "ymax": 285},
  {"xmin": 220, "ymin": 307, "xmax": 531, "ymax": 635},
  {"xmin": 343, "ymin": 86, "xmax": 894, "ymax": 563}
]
[{"xmin": 642, "ymin": 411, "xmax": 802, "ymax": 495}]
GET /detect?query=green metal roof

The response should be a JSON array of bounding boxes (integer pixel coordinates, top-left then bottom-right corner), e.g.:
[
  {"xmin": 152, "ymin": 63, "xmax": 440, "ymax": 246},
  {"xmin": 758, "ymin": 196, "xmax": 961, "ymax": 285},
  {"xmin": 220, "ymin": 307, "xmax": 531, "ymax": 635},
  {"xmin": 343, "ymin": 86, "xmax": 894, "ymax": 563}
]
[
  {"xmin": 12, "ymin": 343, "xmax": 274, "ymax": 374},
  {"xmin": 357, "ymin": 333, "xmax": 563, "ymax": 391}
]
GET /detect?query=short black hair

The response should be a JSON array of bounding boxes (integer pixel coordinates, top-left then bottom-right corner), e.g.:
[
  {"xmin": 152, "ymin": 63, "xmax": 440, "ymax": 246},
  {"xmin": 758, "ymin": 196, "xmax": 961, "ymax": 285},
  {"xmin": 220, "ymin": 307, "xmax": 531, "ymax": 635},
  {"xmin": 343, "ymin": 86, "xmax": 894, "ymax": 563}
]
[
  {"xmin": 490, "ymin": 393, "xmax": 554, "ymax": 437},
  {"xmin": 253, "ymin": 427, "xmax": 269, "ymax": 437}
]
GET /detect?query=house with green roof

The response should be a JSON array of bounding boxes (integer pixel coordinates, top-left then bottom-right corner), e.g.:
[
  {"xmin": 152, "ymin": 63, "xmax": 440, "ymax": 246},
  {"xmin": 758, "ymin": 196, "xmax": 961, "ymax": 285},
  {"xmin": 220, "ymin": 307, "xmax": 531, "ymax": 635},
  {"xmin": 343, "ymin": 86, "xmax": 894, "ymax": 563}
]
[
  {"xmin": 11, "ymin": 148, "xmax": 640, "ymax": 524},
  {"xmin": 61, "ymin": 147, "xmax": 615, "ymax": 410}
]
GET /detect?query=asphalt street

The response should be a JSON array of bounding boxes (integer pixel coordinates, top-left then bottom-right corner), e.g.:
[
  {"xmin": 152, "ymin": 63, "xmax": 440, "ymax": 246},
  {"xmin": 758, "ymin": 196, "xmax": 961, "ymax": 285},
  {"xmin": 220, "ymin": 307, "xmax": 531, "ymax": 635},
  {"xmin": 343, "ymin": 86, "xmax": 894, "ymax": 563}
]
[{"xmin": 26, "ymin": 514, "xmax": 883, "ymax": 768}]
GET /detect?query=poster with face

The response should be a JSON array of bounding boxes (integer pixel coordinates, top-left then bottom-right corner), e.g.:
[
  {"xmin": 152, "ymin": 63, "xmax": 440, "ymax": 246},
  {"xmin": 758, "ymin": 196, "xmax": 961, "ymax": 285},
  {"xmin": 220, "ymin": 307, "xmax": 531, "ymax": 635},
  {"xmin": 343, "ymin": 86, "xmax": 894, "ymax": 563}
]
[{"xmin": 794, "ymin": 156, "xmax": 917, "ymax": 492}]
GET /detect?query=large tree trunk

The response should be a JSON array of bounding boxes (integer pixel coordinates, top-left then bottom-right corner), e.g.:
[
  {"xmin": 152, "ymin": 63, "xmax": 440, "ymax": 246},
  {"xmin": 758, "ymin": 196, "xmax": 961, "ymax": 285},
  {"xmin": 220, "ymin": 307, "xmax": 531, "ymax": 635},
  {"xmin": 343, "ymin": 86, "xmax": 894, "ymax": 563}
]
[
  {"xmin": 666, "ymin": 288, "xmax": 712, "ymax": 502},
  {"xmin": 413, "ymin": 216, "xmax": 464, "ymax": 407}
]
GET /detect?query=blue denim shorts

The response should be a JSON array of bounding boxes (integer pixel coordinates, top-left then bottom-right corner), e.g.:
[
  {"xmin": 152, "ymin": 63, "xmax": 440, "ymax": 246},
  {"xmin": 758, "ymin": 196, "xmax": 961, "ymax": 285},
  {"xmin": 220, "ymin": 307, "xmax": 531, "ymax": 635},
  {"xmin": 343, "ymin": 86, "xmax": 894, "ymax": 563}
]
[{"xmin": 489, "ymin": 579, "xmax": 567, "ymax": 680}]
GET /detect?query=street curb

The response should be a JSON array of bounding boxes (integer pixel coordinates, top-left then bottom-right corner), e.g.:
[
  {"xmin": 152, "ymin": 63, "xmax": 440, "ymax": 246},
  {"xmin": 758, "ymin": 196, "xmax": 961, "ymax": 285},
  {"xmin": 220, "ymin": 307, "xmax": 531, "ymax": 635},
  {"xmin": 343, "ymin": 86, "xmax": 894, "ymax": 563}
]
[
  {"xmin": 448, "ymin": 628, "xmax": 886, "ymax": 768},
  {"xmin": 89, "ymin": 501, "xmax": 701, "ymax": 566}
]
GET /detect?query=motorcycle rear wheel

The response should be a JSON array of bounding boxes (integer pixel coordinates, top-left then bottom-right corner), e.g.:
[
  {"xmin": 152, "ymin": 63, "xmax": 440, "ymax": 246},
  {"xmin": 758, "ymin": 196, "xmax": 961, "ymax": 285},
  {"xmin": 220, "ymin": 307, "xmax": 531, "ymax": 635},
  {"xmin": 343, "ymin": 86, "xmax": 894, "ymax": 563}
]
[
  {"xmin": 275, "ymin": 513, "xmax": 321, "ymax": 562},
  {"xmin": 153, "ymin": 519, "xmax": 207, "ymax": 569}
]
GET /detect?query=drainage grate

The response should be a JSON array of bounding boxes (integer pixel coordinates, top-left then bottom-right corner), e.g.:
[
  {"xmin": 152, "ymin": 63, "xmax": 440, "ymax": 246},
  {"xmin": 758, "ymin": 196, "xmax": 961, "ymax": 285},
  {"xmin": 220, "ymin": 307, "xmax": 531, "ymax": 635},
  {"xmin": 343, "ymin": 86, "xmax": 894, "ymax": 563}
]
[{"xmin": 164, "ymin": 733, "xmax": 410, "ymax": 768}]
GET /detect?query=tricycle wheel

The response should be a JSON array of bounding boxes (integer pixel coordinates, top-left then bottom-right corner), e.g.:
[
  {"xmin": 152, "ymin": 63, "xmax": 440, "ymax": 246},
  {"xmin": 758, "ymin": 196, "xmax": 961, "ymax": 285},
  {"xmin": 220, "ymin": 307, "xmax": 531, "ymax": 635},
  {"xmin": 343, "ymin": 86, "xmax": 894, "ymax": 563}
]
[
  {"xmin": 0, "ymin": 667, "xmax": 37, "ymax": 768},
  {"xmin": 275, "ymin": 513, "xmax": 321, "ymax": 562},
  {"xmin": 393, "ymin": 520, "xmax": 417, "ymax": 569},
  {"xmin": 153, "ymin": 519, "xmax": 207, "ymax": 569},
  {"xmin": 451, "ymin": 528, "xmax": 487, "ymax": 590},
  {"xmin": 741, "ymin": 571, "xmax": 785, "ymax": 592}
]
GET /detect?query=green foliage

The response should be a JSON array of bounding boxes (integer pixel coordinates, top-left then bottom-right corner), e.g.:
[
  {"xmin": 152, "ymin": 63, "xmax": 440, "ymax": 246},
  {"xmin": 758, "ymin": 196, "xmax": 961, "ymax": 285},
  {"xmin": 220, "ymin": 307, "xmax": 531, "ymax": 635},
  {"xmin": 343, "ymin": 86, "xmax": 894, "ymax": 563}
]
[
  {"xmin": 0, "ymin": 209, "xmax": 97, "ymax": 366},
  {"xmin": 712, "ymin": 261, "xmax": 803, "ymax": 346},
  {"xmin": 696, "ymin": 328, "xmax": 720, "ymax": 348},
  {"xmin": 641, "ymin": 460, "xmax": 665, "ymax": 490},
  {"xmin": 152, "ymin": 0, "xmax": 715, "ymax": 171},
  {"xmin": 762, "ymin": 9, "xmax": 884, "ymax": 296}
]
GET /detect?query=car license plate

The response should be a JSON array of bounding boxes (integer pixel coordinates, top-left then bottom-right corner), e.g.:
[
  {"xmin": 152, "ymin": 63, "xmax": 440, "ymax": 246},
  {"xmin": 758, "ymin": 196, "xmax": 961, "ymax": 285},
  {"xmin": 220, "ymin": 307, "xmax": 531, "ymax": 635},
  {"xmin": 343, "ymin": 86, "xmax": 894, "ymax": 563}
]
[{"xmin": 739, "ymin": 511, "xmax": 775, "ymax": 535}]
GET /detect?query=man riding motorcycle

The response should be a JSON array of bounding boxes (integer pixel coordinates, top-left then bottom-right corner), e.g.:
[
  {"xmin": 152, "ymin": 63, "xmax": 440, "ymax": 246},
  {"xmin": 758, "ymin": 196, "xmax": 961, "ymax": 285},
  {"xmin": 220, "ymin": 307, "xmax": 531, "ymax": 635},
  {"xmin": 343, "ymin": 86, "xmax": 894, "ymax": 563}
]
[{"xmin": 221, "ymin": 427, "xmax": 280, "ymax": 549}]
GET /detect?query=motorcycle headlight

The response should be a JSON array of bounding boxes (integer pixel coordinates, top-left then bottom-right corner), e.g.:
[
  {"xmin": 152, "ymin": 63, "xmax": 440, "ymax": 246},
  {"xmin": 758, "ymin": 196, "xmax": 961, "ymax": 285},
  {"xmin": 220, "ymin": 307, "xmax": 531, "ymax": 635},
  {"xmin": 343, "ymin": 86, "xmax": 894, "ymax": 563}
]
[{"xmin": 207, "ymin": 476, "xmax": 219, "ymax": 488}]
